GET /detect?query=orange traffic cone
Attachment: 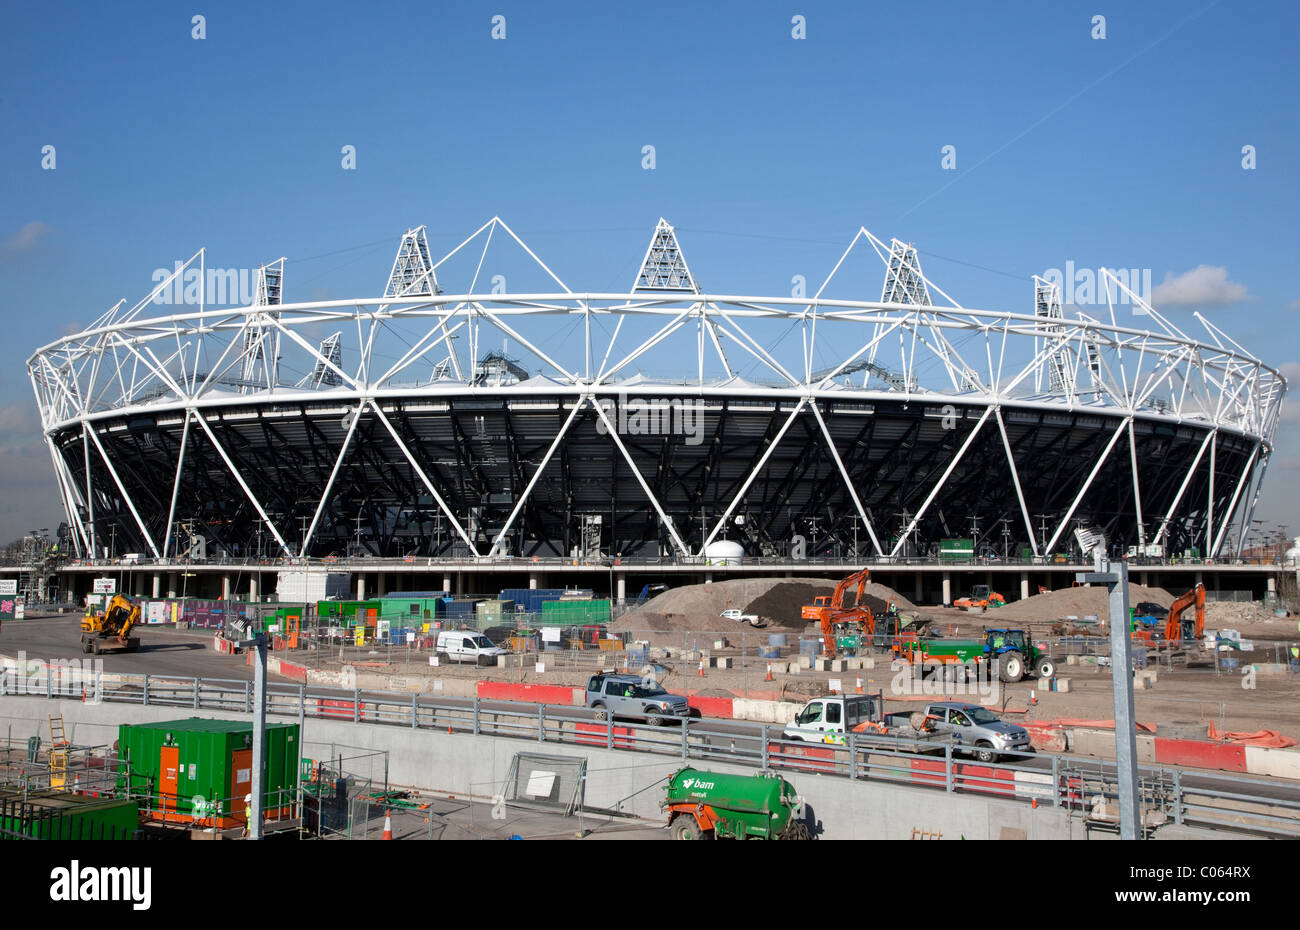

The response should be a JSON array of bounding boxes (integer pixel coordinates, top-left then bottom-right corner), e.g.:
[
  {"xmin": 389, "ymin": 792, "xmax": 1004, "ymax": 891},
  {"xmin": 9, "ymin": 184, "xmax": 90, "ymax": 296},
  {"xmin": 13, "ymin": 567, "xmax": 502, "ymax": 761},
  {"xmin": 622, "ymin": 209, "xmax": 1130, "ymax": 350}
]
[
  {"xmin": 697, "ymin": 658, "xmax": 704, "ymax": 678},
  {"xmin": 382, "ymin": 811, "xmax": 393, "ymax": 840},
  {"xmin": 855, "ymin": 676, "xmax": 863, "ymax": 694},
  {"xmin": 765, "ymin": 662, "xmax": 774, "ymax": 682},
  {"xmin": 1030, "ymin": 689, "xmax": 1038, "ymax": 706}
]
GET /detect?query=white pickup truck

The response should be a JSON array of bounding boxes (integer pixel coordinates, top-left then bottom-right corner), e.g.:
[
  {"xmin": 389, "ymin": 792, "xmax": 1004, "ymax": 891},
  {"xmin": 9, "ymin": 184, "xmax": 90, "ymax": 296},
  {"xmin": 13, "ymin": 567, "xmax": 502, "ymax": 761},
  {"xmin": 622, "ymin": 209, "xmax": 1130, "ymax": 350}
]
[{"xmin": 719, "ymin": 609, "xmax": 767, "ymax": 628}]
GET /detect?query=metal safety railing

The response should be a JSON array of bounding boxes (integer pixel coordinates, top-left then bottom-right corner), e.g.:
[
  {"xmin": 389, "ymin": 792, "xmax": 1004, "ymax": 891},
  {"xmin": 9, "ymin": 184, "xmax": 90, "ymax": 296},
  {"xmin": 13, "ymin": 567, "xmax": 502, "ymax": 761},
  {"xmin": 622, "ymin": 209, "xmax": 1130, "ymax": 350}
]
[{"xmin": 2, "ymin": 667, "xmax": 1298, "ymax": 838}]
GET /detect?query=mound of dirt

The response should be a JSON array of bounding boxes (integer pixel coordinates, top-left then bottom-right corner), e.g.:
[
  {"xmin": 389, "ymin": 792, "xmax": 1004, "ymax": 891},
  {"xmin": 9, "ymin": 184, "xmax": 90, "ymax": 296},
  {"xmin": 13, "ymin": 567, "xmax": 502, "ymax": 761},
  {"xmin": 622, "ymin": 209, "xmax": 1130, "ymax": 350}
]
[
  {"xmin": 611, "ymin": 576, "xmax": 914, "ymax": 641},
  {"xmin": 992, "ymin": 583, "xmax": 1174, "ymax": 622}
]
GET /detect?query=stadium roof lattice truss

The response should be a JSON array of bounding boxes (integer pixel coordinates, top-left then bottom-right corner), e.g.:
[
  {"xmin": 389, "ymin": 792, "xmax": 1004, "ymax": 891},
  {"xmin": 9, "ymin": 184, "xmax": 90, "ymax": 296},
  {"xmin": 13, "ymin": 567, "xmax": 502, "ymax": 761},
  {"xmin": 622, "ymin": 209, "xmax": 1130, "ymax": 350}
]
[{"xmin": 28, "ymin": 218, "xmax": 1285, "ymax": 563}]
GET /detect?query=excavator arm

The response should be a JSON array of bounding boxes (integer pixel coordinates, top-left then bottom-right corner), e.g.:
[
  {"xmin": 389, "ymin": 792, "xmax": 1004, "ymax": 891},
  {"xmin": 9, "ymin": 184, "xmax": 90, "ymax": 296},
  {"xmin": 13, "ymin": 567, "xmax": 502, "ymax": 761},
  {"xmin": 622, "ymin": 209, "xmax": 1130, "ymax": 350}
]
[{"xmin": 1165, "ymin": 583, "xmax": 1206, "ymax": 643}]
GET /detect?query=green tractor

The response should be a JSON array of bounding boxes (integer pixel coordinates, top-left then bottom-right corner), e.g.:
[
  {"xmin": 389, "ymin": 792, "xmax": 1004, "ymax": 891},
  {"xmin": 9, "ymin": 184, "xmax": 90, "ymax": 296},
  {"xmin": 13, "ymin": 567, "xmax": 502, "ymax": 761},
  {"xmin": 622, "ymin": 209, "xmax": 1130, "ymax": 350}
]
[
  {"xmin": 662, "ymin": 767, "xmax": 810, "ymax": 840},
  {"xmin": 915, "ymin": 628, "xmax": 1057, "ymax": 682}
]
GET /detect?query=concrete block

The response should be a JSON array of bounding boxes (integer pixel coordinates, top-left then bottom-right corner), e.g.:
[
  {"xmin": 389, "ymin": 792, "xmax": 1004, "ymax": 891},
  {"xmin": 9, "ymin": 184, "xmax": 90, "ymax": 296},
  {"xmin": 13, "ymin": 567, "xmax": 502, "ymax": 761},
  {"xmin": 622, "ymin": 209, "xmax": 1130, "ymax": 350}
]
[
  {"xmin": 844, "ymin": 657, "xmax": 862, "ymax": 670},
  {"xmin": 713, "ymin": 640, "xmax": 726, "ymax": 650},
  {"xmin": 788, "ymin": 662, "xmax": 801, "ymax": 675},
  {"xmin": 767, "ymin": 661, "xmax": 788, "ymax": 675},
  {"xmin": 830, "ymin": 659, "xmax": 846, "ymax": 673},
  {"xmin": 1056, "ymin": 679, "xmax": 1071, "ymax": 693},
  {"xmin": 1135, "ymin": 676, "xmax": 1150, "ymax": 690},
  {"xmin": 813, "ymin": 658, "xmax": 828, "ymax": 672},
  {"xmin": 861, "ymin": 657, "xmax": 875, "ymax": 669},
  {"xmin": 1037, "ymin": 676, "xmax": 1052, "ymax": 690},
  {"xmin": 1066, "ymin": 655, "xmax": 1078, "ymax": 665},
  {"xmin": 798, "ymin": 655, "xmax": 812, "ymax": 669}
]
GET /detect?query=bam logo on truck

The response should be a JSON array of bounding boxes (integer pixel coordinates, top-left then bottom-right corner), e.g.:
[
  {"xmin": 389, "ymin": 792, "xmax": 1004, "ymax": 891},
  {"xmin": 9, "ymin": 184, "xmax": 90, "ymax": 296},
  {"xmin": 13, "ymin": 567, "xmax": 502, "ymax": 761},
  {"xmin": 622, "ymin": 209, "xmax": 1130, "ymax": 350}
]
[
  {"xmin": 680, "ymin": 778, "xmax": 715, "ymax": 791},
  {"xmin": 50, "ymin": 861, "xmax": 152, "ymax": 910}
]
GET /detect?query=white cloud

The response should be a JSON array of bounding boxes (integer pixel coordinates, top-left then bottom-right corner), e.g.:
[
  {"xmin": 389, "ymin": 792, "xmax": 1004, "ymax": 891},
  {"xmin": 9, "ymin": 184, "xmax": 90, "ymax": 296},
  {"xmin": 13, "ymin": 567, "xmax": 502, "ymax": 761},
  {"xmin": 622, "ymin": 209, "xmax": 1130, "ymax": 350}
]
[
  {"xmin": 1151, "ymin": 265, "xmax": 1248, "ymax": 309},
  {"xmin": 0, "ymin": 221, "xmax": 52, "ymax": 258}
]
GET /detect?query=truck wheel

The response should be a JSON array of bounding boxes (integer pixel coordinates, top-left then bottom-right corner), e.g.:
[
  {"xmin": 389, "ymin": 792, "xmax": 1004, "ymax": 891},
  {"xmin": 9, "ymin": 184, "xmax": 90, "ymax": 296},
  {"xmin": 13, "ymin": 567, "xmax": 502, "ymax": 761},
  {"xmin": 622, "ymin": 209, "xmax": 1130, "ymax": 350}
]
[
  {"xmin": 778, "ymin": 819, "xmax": 812, "ymax": 841},
  {"xmin": 670, "ymin": 815, "xmax": 706, "ymax": 841},
  {"xmin": 1036, "ymin": 656, "xmax": 1057, "ymax": 679},
  {"xmin": 974, "ymin": 742, "xmax": 998, "ymax": 764},
  {"xmin": 999, "ymin": 651, "xmax": 1024, "ymax": 682},
  {"xmin": 592, "ymin": 704, "xmax": 607, "ymax": 721}
]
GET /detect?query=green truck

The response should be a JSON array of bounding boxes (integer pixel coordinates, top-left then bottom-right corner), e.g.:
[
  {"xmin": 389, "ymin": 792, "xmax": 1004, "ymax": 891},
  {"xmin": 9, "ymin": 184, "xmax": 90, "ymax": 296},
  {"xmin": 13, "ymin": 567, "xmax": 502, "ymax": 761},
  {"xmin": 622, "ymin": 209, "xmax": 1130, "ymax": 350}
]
[{"xmin": 661, "ymin": 767, "xmax": 809, "ymax": 840}]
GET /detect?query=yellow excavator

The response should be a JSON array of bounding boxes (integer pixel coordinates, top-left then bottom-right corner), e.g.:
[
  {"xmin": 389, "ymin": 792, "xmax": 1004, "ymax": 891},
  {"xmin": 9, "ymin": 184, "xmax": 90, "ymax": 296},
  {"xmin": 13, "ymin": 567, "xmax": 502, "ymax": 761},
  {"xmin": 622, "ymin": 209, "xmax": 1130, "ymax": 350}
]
[{"xmin": 80, "ymin": 593, "xmax": 142, "ymax": 655}]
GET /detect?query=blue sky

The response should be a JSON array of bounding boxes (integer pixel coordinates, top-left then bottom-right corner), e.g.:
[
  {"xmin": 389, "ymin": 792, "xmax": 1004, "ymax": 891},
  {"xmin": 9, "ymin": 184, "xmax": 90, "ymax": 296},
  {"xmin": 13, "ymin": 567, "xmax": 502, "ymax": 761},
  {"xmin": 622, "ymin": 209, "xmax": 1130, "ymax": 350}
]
[{"xmin": 1, "ymin": 0, "xmax": 1297, "ymax": 545}]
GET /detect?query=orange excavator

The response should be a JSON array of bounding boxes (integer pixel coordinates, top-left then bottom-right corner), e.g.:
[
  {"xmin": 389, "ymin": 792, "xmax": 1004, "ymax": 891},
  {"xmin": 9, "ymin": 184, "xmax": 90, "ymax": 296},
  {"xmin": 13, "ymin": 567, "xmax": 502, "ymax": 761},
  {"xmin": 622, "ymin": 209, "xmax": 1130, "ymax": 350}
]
[
  {"xmin": 804, "ymin": 568, "xmax": 877, "ymax": 657},
  {"xmin": 1133, "ymin": 583, "xmax": 1206, "ymax": 645}
]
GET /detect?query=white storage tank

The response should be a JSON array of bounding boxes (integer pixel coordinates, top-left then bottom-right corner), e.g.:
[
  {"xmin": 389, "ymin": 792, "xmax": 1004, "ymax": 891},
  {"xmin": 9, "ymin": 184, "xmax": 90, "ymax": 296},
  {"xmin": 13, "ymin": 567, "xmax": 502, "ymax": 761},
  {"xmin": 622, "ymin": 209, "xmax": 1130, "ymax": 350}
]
[
  {"xmin": 704, "ymin": 540, "xmax": 745, "ymax": 565},
  {"xmin": 1285, "ymin": 537, "xmax": 1300, "ymax": 566}
]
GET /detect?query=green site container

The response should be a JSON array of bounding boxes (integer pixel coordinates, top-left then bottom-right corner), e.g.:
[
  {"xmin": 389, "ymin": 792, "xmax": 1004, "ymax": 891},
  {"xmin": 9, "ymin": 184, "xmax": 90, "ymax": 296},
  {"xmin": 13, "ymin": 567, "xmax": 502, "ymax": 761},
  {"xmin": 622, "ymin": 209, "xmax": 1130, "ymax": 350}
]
[
  {"xmin": 0, "ymin": 789, "xmax": 140, "ymax": 840},
  {"xmin": 662, "ymin": 767, "xmax": 806, "ymax": 840},
  {"xmin": 117, "ymin": 718, "xmax": 299, "ymax": 827},
  {"xmin": 316, "ymin": 600, "xmax": 381, "ymax": 626},
  {"xmin": 380, "ymin": 597, "xmax": 440, "ymax": 622},
  {"xmin": 540, "ymin": 599, "xmax": 611, "ymax": 626}
]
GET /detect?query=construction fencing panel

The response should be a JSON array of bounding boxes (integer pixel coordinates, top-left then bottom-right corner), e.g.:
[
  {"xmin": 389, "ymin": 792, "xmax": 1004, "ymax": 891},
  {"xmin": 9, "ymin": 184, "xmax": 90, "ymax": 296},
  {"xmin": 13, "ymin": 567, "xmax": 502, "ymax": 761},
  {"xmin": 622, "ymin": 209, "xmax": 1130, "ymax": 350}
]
[{"xmin": 503, "ymin": 752, "xmax": 586, "ymax": 816}]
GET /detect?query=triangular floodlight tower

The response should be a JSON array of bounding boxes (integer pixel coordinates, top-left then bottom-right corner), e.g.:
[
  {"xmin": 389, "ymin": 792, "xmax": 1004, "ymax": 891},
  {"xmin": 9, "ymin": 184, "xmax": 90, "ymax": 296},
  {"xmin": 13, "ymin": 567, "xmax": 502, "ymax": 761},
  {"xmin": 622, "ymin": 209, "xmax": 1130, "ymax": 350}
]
[
  {"xmin": 865, "ymin": 234, "xmax": 982, "ymax": 393},
  {"xmin": 240, "ymin": 258, "xmax": 285, "ymax": 394},
  {"xmin": 633, "ymin": 219, "xmax": 699, "ymax": 293},
  {"xmin": 1033, "ymin": 274, "xmax": 1074, "ymax": 398},
  {"xmin": 385, "ymin": 226, "xmax": 439, "ymax": 299},
  {"xmin": 375, "ymin": 226, "xmax": 461, "ymax": 383},
  {"xmin": 296, "ymin": 332, "xmax": 344, "ymax": 388}
]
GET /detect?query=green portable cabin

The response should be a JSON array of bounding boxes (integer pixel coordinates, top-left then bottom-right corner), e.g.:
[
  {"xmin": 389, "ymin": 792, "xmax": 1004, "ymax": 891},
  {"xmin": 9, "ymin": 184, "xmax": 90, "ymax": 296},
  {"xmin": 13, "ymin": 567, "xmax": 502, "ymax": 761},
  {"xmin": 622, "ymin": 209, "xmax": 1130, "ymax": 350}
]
[
  {"xmin": 316, "ymin": 599, "xmax": 381, "ymax": 627},
  {"xmin": 0, "ymin": 789, "xmax": 140, "ymax": 839},
  {"xmin": 540, "ymin": 598, "xmax": 611, "ymax": 626},
  {"xmin": 379, "ymin": 597, "xmax": 443, "ymax": 622},
  {"xmin": 117, "ymin": 718, "xmax": 299, "ymax": 829}
]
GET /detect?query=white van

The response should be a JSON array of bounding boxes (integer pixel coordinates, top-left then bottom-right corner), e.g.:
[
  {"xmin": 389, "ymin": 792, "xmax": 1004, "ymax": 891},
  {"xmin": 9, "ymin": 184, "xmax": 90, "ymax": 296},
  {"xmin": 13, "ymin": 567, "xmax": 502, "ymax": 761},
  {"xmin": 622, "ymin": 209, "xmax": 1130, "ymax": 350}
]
[{"xmin": 436, "ymin": 629, "xmax": 507, "ymax": 666}]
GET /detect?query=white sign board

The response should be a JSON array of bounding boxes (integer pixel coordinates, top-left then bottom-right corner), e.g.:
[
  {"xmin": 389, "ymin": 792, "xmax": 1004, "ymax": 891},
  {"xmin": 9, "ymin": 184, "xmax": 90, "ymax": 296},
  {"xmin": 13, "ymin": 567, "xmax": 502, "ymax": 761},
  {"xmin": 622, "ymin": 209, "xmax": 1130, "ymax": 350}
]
[
  {"xmin": 0, "ymin": 580, "xmax": 16, "ymax": 595},
  {"xmin": 93, "ymin": 578, "xmax": 116, "ymax": 594},
  {"xmin": 406, "ymin": 632, "xmax": 416, "ymax": 644},
  {"xmin": 541, "ymin": 627, "xmax": 561, "ymax": 643}
]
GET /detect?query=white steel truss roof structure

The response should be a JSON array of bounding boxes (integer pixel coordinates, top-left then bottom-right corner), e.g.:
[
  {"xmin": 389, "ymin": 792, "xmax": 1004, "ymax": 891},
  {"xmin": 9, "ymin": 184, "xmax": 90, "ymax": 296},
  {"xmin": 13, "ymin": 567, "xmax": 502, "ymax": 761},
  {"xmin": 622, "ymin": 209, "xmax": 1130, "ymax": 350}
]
[{"xmin": 27, "ymin": 217, "xmax": 1285, "ymax": 563}]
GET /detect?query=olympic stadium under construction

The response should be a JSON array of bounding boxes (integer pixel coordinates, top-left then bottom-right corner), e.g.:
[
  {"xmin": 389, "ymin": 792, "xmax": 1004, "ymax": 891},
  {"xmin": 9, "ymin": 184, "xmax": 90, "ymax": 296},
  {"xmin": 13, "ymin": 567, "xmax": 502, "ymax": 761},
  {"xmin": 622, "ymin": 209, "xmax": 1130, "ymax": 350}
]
[{"xmin": 25, "ymin": 218, "xmax": 1285, "ymax": 567}]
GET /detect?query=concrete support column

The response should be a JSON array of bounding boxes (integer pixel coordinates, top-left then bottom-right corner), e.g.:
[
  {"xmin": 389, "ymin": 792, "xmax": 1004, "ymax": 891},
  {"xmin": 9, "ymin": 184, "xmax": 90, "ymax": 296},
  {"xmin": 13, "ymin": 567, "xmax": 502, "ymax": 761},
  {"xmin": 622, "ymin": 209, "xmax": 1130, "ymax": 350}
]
[
  {"xmin": 357, "ymin": 574, "xmax": 366, "ymax": 601},
  {"xmin": 167, "ymin": 572, "xmax": 177, "ymax": 598},
  {"xmin": 152, "ymin": 573, "xmax": 161, "ymax": 598},
  {"xmin": 443, "ymin": 574, "xmax": 453, "ymax": 594},
  {"xmin": 616, "ymin": 574, "xmax": 626, "ymax": 602},
  {"xmin": 704, "ymin": 572, "xmax": 713, "ymax": 585},
  {"xmin": 942, "ymin": 572, "xmax": 952, "ymax": 606},
  {"xmin": 914, "ymin": 573, "xmax": 923, "ymax": 605},
  {"xmin": 1267, "ymin": 575, "xmax": 1277, "ymax": 596},
  {"xmin": 249, "ymin": 574, "xmax": 258, "ymax": 601},
  {"xmin": 1020, "ymin": 572, "xmax": 1030, "ymax": 601},
  {"xmin": 221, "ymin": 574, "xmax": 231, "ymax": 600},
  {"xmin": 529, "ymin": 572, "xmax": 539, "ymax": 590},
  {"xmin": 377, "ymin": 573, "xmax": 387, "ymax": 597}
]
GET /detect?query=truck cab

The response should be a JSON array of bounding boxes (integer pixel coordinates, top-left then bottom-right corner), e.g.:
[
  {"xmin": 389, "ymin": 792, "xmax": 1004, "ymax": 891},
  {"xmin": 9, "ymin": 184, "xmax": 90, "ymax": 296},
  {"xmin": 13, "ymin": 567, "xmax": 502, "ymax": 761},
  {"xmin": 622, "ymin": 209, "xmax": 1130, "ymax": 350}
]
[{"xmin": 782, "ymin": 693, "xmax": 883, "ymax": 743}]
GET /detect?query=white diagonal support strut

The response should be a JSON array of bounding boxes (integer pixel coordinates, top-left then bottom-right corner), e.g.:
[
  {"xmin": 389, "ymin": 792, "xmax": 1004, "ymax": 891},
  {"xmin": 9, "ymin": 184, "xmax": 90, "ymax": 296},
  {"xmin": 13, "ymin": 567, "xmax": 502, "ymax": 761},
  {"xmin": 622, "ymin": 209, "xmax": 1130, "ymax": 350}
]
[
  {"xmin": 1045, "ymin": 417, "xmax": 1131, "ymax": 554},
  {"xmin": 369, "ymin": 402, "xmax": 480, "ymax": 556},
  {"xmin": 591, "ymin": 398, "xmax": 692, "ymax": 557},
  {"xmin": 1128, "ymin": 419, "xmax": 1146, "ymax": 547},
  {"xmin": 191, "ymin": 412, "xmax": 290, "ymax": 554},
  {"xmin": 85, "ymin": 423, "xmax": 162, "ymax": 559},
  {"xmin": 994, "ymin": 407, "xmax": 1039, "ymax": 558},
  {"xmin": 890, "ymin": 407, "xmax": 993, "ymax": 559},
  {"xmin": 299, "ymin": 405, "xmax": 365, "ymax": 556},
  {"xmin": 1211, "ymin": 442, "xmax": 1260, "ymax": 558},
  {"xmin": 1152, "ymin": 429, "xmax": 1214, "ymax": 548},
  {"xmin": 809, "ymin": 400, "xmax": 883, "ymax": 556},
  {"xmin": 488, "ymin": 397, "xmax": 587, "ymax": 557},
  {"xmin": 162, "ymin": 412, "xmax": 192, "ymax": 559},
  {"xmin": 701, "ymin": 399, "xmax": 809, "ymax": 554}
]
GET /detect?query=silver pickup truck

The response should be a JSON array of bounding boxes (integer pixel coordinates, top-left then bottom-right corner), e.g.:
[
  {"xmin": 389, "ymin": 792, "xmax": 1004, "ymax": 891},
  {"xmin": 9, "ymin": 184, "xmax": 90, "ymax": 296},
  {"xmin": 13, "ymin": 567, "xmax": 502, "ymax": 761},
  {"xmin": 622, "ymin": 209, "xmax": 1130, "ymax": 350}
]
[
  {"xmin": 586, "ymin": 673, "xmax": 695, "ymax": 726},
  {"xmin": 914, "ymin": 701, "xmax": 1032, "ymax": 763}
]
